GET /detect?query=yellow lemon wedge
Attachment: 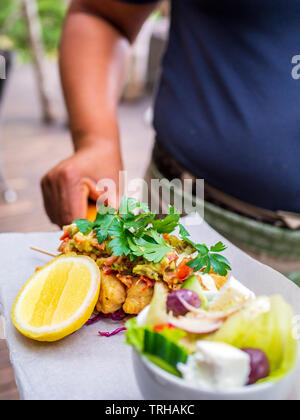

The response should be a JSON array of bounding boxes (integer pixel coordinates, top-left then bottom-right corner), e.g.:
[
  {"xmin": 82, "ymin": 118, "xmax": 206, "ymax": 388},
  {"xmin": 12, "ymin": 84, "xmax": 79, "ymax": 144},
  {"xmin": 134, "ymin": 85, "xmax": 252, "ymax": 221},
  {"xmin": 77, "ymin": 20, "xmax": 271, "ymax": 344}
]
[{"xmin": 12, "ymin": 255, "xmax": 101, "ymax": 342}]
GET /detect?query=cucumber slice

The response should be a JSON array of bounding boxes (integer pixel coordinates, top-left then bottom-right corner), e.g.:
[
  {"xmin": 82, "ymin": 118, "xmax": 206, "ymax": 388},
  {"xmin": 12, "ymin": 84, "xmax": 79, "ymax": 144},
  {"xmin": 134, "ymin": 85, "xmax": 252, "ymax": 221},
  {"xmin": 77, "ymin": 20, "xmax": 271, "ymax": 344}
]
[
  {"xmin": 182, "ymin": 275, "xmax": 208, "ymax": 309},
  {"xmin": 145, "ymin": 355, "xmax": 181, "ymax": 377},
  {"xmin": 143, "ymin": 329, "xmax": 188, "ymax": 375}
]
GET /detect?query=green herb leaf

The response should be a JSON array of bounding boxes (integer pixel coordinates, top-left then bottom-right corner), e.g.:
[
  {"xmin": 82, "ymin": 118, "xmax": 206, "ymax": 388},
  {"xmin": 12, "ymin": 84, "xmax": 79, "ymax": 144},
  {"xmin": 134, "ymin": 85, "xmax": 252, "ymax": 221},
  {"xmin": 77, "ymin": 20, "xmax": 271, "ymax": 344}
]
[
  {"xmin": 109, "ymin": 236, "xmax": 131, "ymax": 257},
  {"xmin": 195, "ymin": 243, "xmax": 209, "ymax": 256},
  {"xmin": 119, "ymin": 197, "xmax": 150, "ymax": 217},
  {"xmin": 74, "ymin": 219, "xmax": 93, "ymax": 234},
  {"xmin": 96, "ymin": 230, "xmax": 107, "ymax": 245},
  {"xmin": 131, "ymin": 232, "xmax": 171, "ymax": 263},
  {"xmin": 124, "ymin": 214, "xmax": 155, "ymax": 236},
  {"xmin": 185, "ymin": 238, "xmax": 231, "ymax": 276},
  {"xmin": 179, "ymin": 224, "xmax": 190, "ymax": 238},
  {"xmin": 128, "ymin": 198, "xmax": 150, "ymax": 215},
  {"xmin": 210, "ymin": 242, "xmax": 227, "ymax": 253},
  {"xmin": 72, "ymin": 196, "xmax": 232, "ymax": 271},
  {"xmin": 152, "ymin": 206, "xmax": 180, "ymax": 234},
  {"xmin": 96, "ymin": 205, "xmax": 116, "ymax": 216},
  {"xmin": 210, "ymin": 254, "xmax": 229, "ymax": 277},
  {"xmin": 187, "ymin": 255, "xmax": 211, "ymax": 273},
  {"xmin": 94, "ymin": 214, "xmax": 122, "ymax": 236}
]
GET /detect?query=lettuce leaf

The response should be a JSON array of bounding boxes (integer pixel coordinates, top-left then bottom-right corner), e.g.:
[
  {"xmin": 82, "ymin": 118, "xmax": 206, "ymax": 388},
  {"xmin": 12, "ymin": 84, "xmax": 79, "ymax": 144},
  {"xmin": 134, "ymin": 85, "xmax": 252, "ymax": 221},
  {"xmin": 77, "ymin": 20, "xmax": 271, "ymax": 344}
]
[
  {"xmin": 125, "ymin": 318, "xmax": 145, "ymax": 353},
  {"xmin": 206, "ymin": 296, "xmax": 298, "ymax": 383},
  {"xmin": 126, "ymin": 317, "xmax": 188, "ymax": 376},
  {"xmin": 125, "ymin": 318, "xmax": 186, "ymax": 352}
]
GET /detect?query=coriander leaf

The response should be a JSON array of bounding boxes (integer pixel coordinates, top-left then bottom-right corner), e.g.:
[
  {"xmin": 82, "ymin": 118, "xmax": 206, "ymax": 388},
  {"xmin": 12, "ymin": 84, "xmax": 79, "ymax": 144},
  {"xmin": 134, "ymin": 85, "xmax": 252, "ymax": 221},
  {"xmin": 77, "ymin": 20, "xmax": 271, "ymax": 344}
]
[
  {"xmin": 119, "ymin": 196, "xmax": 151, "ymax": 218},
  {"xmin": 132, "ymin": 233, "xmax": 171, "ymax": 263},
  {"xmin": 211, "ymin": 254, "xmax": 231, "ymax": 271},
  {"xmin": 146, "ymin": 229, "xmax": 168, "ymax": 245},
  {"xmin": 143, "ymin": 244, "xmax": 171, "ymax": 263},
  {"xmin": 119, "ymin": 196, "xmax": 129, "ymax": 216},
  {"xmin": 186, "ymin": 239, "xmax": 231, "ymax": 276},
  {"xmin": 187, "ymin": 256, "xmax": 210, "ymax": 273},
  {"xmin": 210, "ymin": 254, "xmax": 229, "ymax": 277},
  {"xmin": 127, "ymin": 236, "xmax": 144, "ymax": 258},
  {"xmin": 128, "ymin": 198, "xmax": 150, "ymax": 215},
  {"xmin": 195, "ymin": 243, "xmax": 209, "ymax": 256},
  {"xmin": 187, "ymin": 256, "xmax": 204, "ymax": 270},
  {"xmin": 96, "ymin": 230, "xmax": 107, "ymax": 245},
  {"xmin": 152, "ymin": 208, "xmax": 180, "ymax": 234},
  {"xmin": 109, "ymin": 236, "xmax": 131, "ymax": 257},
  {"xmin": 210, "ymin": 242, "xmax": 227, "ymax": 253},
  {"xmin": 94, "ymin": 214, "xmax": 123, "ymax": 246},
  {"xmin": 96, "ymin": 205, "xmax": 116, "ymax": 216},
  {"xmin": 124, "ymin": 214, "xmax": 155, "ymax": 237},
  {"xmin": 179, "ymin": 224, "xmax": 190, "ymax": 238},
  {"xmin": 203, "ymin": 257, "xmax": 212, "ymax": 274},
  {"xmin": 74, "ymin": 219, "xmax": 93, "ymax": 234},
  {"xmin": 94, "ymin": 214, "xmax": 122, "ymax": 237},
  {"xmin": 127, "ymin": 197, "xmax": 139, "ymax": 214}
]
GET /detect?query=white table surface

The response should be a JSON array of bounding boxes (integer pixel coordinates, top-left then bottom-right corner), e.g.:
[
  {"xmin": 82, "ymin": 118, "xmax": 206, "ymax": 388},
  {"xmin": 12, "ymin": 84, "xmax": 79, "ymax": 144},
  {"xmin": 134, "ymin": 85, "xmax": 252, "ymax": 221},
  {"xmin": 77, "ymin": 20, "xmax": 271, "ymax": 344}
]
[{"xmin": 0, "ymin": 219, "xmax": 299, "ymax": 400}]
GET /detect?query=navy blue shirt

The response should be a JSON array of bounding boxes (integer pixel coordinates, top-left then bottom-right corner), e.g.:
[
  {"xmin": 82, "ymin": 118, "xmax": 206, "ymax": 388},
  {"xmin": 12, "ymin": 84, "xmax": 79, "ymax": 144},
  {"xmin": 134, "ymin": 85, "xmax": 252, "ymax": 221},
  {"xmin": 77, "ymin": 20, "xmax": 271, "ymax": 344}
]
[{"xmin": 121, "ymin": 0, "xmax": 300, "ymax": 212}]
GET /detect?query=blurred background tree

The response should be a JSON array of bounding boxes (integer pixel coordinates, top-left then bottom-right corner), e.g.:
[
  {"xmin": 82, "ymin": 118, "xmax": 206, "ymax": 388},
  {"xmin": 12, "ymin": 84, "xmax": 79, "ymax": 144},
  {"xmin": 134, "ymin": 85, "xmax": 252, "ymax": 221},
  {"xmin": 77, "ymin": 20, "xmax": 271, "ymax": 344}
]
[
  {"xmin": 0, "ymin": 0, "xmax": 66, "ymax": 60},
  {"xmin": 0, "ymin": 0, "xmax": 67, "ymax": 123}
]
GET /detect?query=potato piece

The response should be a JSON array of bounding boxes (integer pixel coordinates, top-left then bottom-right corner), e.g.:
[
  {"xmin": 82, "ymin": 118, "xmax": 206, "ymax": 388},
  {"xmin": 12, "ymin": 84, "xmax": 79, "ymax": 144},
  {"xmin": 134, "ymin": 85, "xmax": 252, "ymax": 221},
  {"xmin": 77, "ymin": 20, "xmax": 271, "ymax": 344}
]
[
  {"xmin": 123, "ymin": 278, "xmax": 154, "ymax": 315},
  {"xmin": 96, "ymin": 272, "xmax": 126, "ymax": 314}
]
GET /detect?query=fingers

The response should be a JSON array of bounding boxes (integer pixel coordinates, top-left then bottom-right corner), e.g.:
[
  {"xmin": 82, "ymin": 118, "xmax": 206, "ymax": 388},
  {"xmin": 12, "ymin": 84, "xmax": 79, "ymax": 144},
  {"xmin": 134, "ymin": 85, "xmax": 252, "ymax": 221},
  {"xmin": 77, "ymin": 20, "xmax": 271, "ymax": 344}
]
[
  {"xmin": 83, "ymin": 178, "xmax": 101, "ymax": 203},
  {"xmin": 41, "ymin": 163, "xmax": 104, "ymax": 227},
  {"xmin": 41, "ymin": 144, "xmax": 123, "ymax": 226},
  {"xmin": 58, "ymin": 175, "xmax": 87, "ymax": 227},
  {"xmin": 41, "ymin": 163, "xmax": 85, "ymax": 227},
  {"xmin": 41, "ymin": 170, "xmax": 61, "ymax": 226}
]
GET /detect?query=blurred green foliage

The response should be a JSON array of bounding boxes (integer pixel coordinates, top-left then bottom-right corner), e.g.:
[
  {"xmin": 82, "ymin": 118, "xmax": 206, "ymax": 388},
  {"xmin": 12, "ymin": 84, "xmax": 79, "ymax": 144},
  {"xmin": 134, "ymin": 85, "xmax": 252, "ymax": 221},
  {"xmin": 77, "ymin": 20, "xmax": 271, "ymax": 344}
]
[{"xmin": 0, "ymin": 0, "xmax": 67, "ymax": 60}]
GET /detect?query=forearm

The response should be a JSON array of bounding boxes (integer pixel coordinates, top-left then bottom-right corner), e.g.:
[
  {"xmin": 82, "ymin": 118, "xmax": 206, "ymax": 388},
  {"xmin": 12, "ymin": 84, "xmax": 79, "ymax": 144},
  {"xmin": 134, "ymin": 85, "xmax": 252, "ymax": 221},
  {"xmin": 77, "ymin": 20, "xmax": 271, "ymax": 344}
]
[
  {"xmin": 59, "ymin": 5, "xmax": 129, "ymax": 152},
  {"xmin": 42, "ymin": 0, "xmax": 158, "ymax": 225}
]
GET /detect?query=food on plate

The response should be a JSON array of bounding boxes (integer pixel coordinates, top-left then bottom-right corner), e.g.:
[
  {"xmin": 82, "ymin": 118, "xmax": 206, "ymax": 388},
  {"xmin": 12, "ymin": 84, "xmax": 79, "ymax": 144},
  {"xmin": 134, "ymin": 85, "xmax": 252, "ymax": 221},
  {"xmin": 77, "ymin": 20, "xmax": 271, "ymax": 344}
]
[
  {"xmin": 241, "ymin": 348, "xmax": 271, "ymax": 386},
  {"xmin": 96, "ymin": 272, "xmax": 126, "ymax": 314},
  {"xmin": 123, "ymin": 277, "xmax": 155, "ymax": 315},
  {"xmin": 209, "ymin": 276, "xmax": 255, "ymax": 311},
  {"xmin": 126, "ymin": 278, "xmax": 298, "ymax": 390},
  {"xmin": 12, "ymin": 197, "xmax": 232, "ymax": 342},
  {"xmin": 167, "ymin": 289, "xmax": 203, "ymax": 317},
  {"xmin": 12, "ymin": 255, "xmax": 100, "ymax": 342},
  {"xmin": 58, "ymin": 197, "xmax": 231, "ymax": 316},
  {"xmin": 178, "ymin": 341, "xmax": 252, "ymax": 390}
]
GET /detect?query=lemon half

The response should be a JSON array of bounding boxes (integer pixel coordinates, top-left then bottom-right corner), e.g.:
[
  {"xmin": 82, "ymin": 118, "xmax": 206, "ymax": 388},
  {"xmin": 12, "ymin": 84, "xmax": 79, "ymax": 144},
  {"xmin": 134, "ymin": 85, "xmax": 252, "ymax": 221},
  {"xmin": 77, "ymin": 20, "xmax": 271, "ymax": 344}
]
[{"xmin": 12, "ymin": 255, "xmax": 100, "ymax": 342}]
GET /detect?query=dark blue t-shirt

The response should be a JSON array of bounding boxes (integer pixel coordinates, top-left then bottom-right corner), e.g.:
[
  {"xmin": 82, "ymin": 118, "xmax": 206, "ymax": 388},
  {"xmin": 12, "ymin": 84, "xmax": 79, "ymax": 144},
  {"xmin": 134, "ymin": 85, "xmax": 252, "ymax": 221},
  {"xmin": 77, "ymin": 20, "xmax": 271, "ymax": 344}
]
[{"xmin": 121, "ymin": 0, "xmax": 300, "ymax": 212}]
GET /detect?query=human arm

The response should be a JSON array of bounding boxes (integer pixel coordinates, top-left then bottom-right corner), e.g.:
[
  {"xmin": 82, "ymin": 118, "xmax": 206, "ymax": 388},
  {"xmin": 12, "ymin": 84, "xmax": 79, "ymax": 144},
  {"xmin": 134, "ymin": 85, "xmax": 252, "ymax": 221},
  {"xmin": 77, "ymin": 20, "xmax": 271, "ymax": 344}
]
[{"xmin": 41, "ymin": 0, "xmax": 158, "ymax": 226}]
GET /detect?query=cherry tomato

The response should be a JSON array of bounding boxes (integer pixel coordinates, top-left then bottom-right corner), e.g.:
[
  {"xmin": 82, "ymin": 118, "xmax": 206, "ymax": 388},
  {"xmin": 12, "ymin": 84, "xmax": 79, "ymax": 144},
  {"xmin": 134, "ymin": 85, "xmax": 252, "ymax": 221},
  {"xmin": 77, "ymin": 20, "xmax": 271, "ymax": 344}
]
[
  {"xmin": 177, "ymin": 259, "xmax": 193, "ymax": 280},
  {"xmin": 153, "ymin": 324, "xmax": 175, "ymax": 332}
]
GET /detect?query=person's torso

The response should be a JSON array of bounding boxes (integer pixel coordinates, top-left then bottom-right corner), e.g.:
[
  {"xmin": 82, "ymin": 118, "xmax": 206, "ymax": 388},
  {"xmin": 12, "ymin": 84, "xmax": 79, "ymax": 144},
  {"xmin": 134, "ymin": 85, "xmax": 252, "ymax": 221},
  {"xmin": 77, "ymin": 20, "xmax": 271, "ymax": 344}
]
[{"xmin": 154, "ymin": 0, "xmax": 300, "ymax": 212}]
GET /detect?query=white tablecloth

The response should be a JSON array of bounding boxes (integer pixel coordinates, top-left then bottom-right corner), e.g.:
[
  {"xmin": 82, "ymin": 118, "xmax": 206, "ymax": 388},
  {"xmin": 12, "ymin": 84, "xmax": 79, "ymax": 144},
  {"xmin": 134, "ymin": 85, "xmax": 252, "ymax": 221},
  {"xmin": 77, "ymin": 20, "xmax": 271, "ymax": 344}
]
[{"xmin": 0, "ymin": 219, "xmax": 299, "ymax": 400}]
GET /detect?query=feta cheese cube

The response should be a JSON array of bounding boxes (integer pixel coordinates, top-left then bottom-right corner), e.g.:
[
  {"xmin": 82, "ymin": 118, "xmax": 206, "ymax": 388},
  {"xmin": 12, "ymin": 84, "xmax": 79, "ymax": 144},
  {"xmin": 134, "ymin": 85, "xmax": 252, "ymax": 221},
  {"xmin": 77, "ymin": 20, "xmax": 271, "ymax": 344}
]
[{"xmin": 178, "ymin": 341, "xmax": 250, "ymax": 390}]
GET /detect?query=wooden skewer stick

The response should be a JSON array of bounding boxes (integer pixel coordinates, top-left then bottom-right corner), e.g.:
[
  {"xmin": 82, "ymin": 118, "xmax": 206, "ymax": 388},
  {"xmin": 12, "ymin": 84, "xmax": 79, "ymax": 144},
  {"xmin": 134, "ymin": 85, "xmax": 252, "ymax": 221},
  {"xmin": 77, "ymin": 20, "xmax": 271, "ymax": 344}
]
[{"xmin": 30, "ymin": 246, "xmax": 58, "ymax": 258}]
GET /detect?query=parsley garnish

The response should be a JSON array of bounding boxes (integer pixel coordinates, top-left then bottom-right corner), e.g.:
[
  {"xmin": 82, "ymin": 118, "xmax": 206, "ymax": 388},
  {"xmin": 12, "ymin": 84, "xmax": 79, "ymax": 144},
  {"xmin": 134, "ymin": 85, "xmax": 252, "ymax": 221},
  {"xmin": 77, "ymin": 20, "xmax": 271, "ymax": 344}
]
[
  {"xmin": 179, "ymin": 225, "xmax": 231, "ymax": 276},
  {"xmin": 73, "ymin": 219, "xmax": 93, "ymax": 234},
  {"xmin": 152, "ymin": 206, "xmax": 180, "ymax": 234},
  {"xmin": 74, "ymin": 197, "xmax": 176, "ymax": 264},
  {"xmin": 73, "ymin": 197, "xmax": 231, "ymax": 274}
]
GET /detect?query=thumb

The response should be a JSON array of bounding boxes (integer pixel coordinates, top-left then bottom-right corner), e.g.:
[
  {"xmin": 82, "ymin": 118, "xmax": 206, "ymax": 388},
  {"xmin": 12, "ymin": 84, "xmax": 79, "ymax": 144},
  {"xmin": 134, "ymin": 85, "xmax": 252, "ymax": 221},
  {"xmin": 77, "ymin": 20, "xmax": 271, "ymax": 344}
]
[{"xmin": 82, "ymin": 178, "xmax": 101, "ymax": 203}]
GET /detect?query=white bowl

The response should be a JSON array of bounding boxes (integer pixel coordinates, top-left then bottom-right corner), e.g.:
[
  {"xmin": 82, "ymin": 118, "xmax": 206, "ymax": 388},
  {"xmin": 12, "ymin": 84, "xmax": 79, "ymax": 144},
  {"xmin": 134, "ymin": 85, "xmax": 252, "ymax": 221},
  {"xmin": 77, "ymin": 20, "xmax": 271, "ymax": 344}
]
[
  {"xmin": 133, "ymin": 351, "xmax": 296, "ymax": 401},
  {"xmin": 132, "ymin": 307, "xmax": 297, "ymax": 400}
]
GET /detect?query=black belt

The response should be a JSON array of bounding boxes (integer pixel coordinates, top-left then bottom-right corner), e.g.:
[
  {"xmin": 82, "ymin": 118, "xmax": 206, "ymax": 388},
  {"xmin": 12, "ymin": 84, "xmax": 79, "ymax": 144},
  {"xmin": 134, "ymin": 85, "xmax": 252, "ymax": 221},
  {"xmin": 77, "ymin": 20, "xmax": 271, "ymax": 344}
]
[{"xmin": 152, "ymin": 141, "xmax": 300, "ymax": 229}]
